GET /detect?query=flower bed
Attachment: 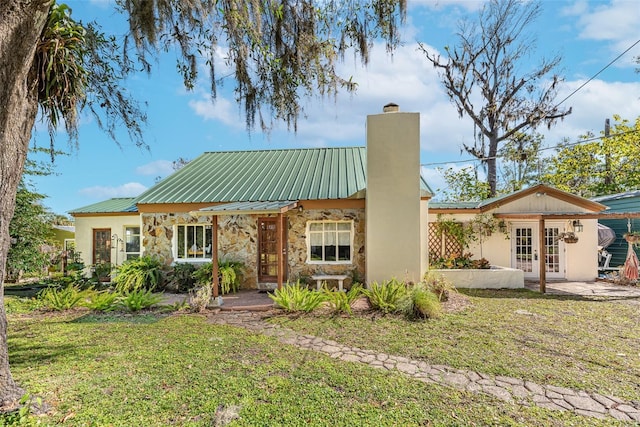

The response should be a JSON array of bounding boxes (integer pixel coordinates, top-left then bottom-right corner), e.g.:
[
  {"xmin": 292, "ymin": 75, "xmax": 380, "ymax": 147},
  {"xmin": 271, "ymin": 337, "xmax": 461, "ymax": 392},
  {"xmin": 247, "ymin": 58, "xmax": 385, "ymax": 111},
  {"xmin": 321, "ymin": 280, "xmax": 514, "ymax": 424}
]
[{"xmin": 430, "ymin": 266, "xmax": 524, "ymax": 289}]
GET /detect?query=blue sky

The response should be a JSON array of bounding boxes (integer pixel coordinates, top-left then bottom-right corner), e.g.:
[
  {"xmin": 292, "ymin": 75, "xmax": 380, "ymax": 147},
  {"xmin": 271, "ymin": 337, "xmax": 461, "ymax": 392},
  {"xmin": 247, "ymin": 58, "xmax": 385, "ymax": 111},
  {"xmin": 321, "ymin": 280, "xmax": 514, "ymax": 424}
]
[{"xmin": 29, "ymin": 0, "xmax": 640, "ymax": 215}]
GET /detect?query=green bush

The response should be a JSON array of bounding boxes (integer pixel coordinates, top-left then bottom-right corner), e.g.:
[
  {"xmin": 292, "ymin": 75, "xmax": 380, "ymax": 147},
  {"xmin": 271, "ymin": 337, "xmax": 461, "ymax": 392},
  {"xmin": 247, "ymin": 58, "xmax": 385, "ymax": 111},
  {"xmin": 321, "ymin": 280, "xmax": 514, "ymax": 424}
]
[
  {"xmin": 423, "ymin": 272, "xmax": 456, "ymax": 302},
  {"xmin": 38, "ymin": 284, "xmax": 88, "ymax": 311},
  {"xmin": 398, "ymin": 283, "xmax": 442, "ymax": 320},
  {"xmin": 112, "ymin": 256, "xmax": 164, "ymax": 293},
  {"xmin": 323, "ymin": 284, "xmax": 362, "ymax": 315},
  {"xmin": 84, "ymin": 290, "xmax": 120, "ymax": 312},
  {"xmin": 362, "ymin": 279, "xmax": 408, "ymax": 314},
  {"xmin": 119, "ymin": 289, "xmax": 163, "ymax": 312},
  {"xmin": 269, "ymin": 281, "xmax": 326, "ymax": 313},
  {"xmin": 193, "ymin": 260, "xmax": 244, "ymax": 295},
  {"xmin": 166, "ymin": 262, "xmax": 197, "ymax": 293}
]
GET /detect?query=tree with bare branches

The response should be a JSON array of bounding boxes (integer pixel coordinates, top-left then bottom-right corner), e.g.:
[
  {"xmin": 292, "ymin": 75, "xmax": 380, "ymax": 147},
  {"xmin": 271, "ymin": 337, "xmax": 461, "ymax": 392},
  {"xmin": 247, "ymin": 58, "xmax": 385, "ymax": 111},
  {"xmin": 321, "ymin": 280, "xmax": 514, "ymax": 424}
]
[{"xmin": 421, "ymin": 0, "xmax": 570, "ymax": 196}]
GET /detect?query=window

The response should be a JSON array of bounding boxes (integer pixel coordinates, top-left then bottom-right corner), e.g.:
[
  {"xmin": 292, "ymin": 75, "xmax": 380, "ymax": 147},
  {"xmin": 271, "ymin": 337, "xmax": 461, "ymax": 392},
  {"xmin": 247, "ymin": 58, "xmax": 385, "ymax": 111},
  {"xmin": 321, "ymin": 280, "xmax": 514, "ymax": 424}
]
[
  {"xmin": 307, "ymin": 221, "xmax": 353, "ymax": 263},
  {"xmin": 176, "ymin": 224, "xmax": 212, "ymax": 261},
  {"xmin": 125, "ymin": 226, "xmax": 141, "ymax": 260}
]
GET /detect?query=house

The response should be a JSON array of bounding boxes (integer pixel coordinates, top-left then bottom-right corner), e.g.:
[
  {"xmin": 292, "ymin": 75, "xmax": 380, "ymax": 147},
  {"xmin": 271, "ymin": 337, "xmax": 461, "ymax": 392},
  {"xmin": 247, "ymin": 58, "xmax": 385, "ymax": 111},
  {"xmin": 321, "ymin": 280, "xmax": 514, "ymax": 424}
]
[
  {"xmin": 70, "ymin": 106, "xmax": 432, "ymax": 288},
  {"xmin": 592, "ymin": 190, "xmax": 640, "ymax": 269},
  {"xmin": 429, "ymin": 185, "xmax": 608, "ymax": 286}
]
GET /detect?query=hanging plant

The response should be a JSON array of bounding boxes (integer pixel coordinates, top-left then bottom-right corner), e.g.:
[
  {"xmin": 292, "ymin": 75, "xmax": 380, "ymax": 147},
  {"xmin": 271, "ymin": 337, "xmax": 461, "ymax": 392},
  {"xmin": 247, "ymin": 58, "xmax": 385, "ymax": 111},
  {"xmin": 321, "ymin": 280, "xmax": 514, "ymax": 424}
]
[
  {"xmin": 558, "ymin": 232, "xmax": 579, "ymax": 244},
  {"xmin": 624, "ymin": 232, "xmax": 640, "ymax": 244},
  {"xmin": 434, "ymin": 215, "xmax": 476, "ymax": 249}
]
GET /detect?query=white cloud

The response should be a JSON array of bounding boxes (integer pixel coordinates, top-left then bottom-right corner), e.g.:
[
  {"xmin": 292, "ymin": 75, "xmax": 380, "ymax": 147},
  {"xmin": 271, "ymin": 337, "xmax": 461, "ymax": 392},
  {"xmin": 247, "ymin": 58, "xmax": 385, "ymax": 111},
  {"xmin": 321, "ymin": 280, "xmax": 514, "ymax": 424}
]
[
  {"xmin": 188, "ymin": 96, "xmax": 243, "ymax": 128},
  {"xmin": 79, "ymin": 182, "xmax": 147, "ymax": 199},
  {"xmin": 135, "ymin": 160, "xmax": 174, "ymax": 176}
]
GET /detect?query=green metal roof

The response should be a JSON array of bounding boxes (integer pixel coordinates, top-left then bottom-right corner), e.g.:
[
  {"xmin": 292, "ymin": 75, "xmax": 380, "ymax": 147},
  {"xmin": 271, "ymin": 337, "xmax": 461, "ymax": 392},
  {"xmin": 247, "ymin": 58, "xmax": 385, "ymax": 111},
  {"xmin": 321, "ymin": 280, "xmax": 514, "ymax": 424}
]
[
  {"xmin": 136, "ymin": 147, "xmax": 371, "ymax": 204},
  {"xmin": 197, "ymin": 201, "xmax": 298, "ymax": 215},
  {"xmin": 69, "ymin": 198, "xmax": 138, "ymax": 214}
]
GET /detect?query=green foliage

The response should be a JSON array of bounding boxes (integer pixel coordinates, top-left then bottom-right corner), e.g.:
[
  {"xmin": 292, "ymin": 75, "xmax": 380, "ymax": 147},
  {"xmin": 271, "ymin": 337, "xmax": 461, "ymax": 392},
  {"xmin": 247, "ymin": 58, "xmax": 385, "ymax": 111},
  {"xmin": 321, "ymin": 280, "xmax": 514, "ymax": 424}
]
[
  {"xmin": 35, "ymin": 2, "xmax": 88, "ymax": 142},
  {"xmin": 4, "ymin": 297, "xmax": 46, "ymax": 314},
  {"xmin": 434, "ymin": 215, "xmax": 476, "ymax": 249},
  {"xmin": 0, "ymin": 393, "xmax": 38, "ymax": 426},
  {"xmin": 7, "ymin": 182, "xmax": 56, "ymax": 281},
  {"xmin": 397, "ymin": 283, "xmax": 442, "ymax": 321},
  {"xmin": 436, "ymin": 166, "xmax": 491, "ymax": 202},
  {"xmin": 362, "ymin": 279, "xmax": 408, "ymax": 314},
  {"xmin": 165, "ymin": 262, "xmax": 197, "ymax": 293},
  {"xmin": 423, "ymin": 273, "xmax": 456, "ymax": 302},
  {"xmin": 269, "ymin": 282, "xmax": 326, "ymax": 313},
  {"xmin": 543, "ymin": 115, "xmax": 640, "ymax": 197},
  {"xmin": 113, "ymin": 256, "xmax": 164, "ymax": 293},
  {"xmin": 92, "ymin": 262, "xmax": 113, "ymax": 282},
  {"xmin": 430, "ymin": 252, "xmax": 490, "ymax": 270},
  {"xmin": 498, "ymin": 132, "xmax": 543, "ymax": 192},
  {"xmin": 84, "ymin": 290, "xmax": 119, "ymax": 312},
  {"xmin": 118, "ymin": 289, "xmax": 162, "ymax": 312},
  {"xmin": 38, "ymin": 284, "xmax": 87, "ymax": 311},
  {"xmin": 193, "ymin": 260, "xmax": 244, "ymax": 295},
  {"xmin": 322, "ymin": 284, "xmax": 363, "ymax": 315}
]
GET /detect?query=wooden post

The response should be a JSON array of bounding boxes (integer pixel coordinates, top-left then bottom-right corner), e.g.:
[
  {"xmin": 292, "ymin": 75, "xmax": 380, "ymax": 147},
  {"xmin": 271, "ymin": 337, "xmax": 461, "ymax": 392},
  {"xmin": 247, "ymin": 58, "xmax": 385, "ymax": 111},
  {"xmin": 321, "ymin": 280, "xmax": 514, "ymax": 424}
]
[
  {"xmin": 277, "ymin": 213, "xmax": 284, "ymax": 290},
  {"xmin": 539, "ymin": 218, "xmax": 546, "ymax": 294},
  {"xmin": 212, "ymin": 215, "xmax": 219, "ymax": 299}
]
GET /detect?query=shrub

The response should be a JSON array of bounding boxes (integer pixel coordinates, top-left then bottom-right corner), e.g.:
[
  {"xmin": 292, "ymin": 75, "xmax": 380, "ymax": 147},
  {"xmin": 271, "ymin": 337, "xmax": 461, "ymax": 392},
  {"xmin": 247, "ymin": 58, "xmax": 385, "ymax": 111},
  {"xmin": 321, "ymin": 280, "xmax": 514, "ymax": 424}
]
[
  {"xmin": 193, "ymin": 260, "xmax": 244, "ymax": 295},
  {"xmin": 118, "ymin": 289, "xmax": 163, "ymax": 312},
  {"xmin": 113, "ymin": 256, "xmax": 164, "ymax": 293},
  {"xmin": 165, "ymin": 263, "xmax": 198, "ymax": 293},
  {"xmin": 269, "ymin": 281, "xmax": 326, "ymax": 313},
  {"xmin": 430, "ymin": 252, "xmax": 490, "ymax": 270},
  {"xmin": 398, "ymin": 283, "xmax": 442, "ymax": 320},
  {"xmin": 362, "ymin": 279, "xmax": 408, "ymax": 314},
  {"xmin": 84, "ymin": 290, "xmax": 120, "ymax": 312},
  {"xmin": 323, "ymin": 284, "xmax": 363, "ymax": 315},
  {"xmin": 423, "ymin": 273, "xmax": 456, "ymax": 302},
  {"xmin": 38, "ymin": 284, "xmax": 87, "ymax": 311}
]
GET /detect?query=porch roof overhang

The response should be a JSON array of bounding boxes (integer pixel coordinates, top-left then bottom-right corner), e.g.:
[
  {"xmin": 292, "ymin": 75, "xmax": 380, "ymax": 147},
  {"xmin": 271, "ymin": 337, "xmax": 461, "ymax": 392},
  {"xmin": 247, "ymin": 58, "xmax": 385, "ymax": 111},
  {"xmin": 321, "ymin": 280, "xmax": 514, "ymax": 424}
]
[
  {"xmin": 191, "ymin": 200, "xmax": 299, "ymax": 216},
  {"xmin": 494, "ymin": 211, "xmax": 640, "ymax": 220}
]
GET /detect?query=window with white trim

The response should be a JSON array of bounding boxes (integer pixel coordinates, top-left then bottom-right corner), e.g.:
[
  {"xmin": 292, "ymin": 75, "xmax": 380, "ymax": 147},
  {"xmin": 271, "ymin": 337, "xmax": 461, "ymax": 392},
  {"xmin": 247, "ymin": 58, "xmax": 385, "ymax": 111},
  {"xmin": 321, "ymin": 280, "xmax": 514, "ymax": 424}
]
[
  {"xmin": 176, "ymin": 224, "xmax": 212, "ymax": 261},
  {"xmin": 307, "ymin": 221, "xmax": 353, "ymax": 263},
  {"xmin": 124, "ymin": 226, "xmax": 141, "ymax": 260}
]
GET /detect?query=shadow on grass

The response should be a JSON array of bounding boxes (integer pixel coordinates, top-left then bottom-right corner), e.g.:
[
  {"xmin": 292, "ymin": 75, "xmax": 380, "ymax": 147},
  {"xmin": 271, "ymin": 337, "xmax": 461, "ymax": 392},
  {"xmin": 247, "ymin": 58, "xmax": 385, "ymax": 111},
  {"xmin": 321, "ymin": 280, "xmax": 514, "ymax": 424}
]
[
  {"xmin": 9, "ymin": 332, "xmax": 77, "ymax": 368},
  {"xmin": 70, "ymin": 311, "xmax": 166, "ymax": 324}
]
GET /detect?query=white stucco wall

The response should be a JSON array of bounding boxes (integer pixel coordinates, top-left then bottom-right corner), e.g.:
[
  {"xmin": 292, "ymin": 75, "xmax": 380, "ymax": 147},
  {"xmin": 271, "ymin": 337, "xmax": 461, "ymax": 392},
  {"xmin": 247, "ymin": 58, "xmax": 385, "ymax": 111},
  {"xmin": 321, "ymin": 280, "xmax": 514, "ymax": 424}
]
[
  {"xmin": 428, "ymin": 191, "xmax": 601, "ymax": 282},
  {"xmin": 73, "ymin": 214, "xmax": 142, "ymax": 272}
]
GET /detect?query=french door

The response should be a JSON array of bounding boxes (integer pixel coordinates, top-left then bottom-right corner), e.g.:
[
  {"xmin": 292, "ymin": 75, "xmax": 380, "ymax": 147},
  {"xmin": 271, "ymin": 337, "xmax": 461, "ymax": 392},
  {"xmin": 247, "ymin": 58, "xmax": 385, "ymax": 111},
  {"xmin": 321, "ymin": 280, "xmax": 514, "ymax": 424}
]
[{"xmin": 511, "ymin": 222, "xmax": 565, "ymax": 279}]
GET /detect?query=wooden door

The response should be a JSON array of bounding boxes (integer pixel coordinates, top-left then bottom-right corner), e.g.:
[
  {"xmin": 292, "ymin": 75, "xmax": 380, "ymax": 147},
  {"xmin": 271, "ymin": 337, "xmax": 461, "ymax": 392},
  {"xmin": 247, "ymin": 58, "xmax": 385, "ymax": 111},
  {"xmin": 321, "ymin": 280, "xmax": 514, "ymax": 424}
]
[
  {"xmin": 257, "ymin": 218, "xmax": 287, "ymax": 283},
  {"xmin": 93, "ymin": 229, "xmax": 111, "ymax": 265}
]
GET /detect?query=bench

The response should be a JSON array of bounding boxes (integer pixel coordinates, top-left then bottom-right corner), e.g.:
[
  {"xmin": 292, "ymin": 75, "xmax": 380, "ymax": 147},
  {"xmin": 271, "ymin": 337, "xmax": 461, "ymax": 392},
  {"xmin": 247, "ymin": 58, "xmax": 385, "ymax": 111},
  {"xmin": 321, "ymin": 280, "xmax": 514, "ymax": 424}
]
[{"xmin": 311, "ymin": 274, "xmax": 349, "ymax": 292}]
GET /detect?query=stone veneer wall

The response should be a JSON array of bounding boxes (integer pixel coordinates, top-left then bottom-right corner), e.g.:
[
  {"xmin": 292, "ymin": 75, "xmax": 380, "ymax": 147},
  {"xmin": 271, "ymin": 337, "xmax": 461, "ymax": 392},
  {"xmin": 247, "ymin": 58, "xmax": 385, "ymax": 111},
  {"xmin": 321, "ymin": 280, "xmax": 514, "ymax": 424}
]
[{"xmin": 141, "ymin": 208, "xmax": 365, "ymax": 289}]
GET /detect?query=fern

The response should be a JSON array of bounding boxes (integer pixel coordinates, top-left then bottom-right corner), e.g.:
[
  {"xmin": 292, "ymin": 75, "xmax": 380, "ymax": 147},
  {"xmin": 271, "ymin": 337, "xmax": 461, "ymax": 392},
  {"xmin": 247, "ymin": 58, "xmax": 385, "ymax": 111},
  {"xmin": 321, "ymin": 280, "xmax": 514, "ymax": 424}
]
[
  {"xmin": 118, "ymin": 289, "xmax": 163, "ymax": 312},
  {"xmin": 323, "ymin": 284, "xmax": 362, "ymax": 315},
  {"xmin": 269, "ymin": 281, "xmax": 326, "ymax": 313},
  {"xmin": 113, "ymin": 256, "xmax": 164, "ymax": 293},
  {"xmin": 362, "ymin": 279, "xmax": 408, "ymax": 314},
  {"xmin": 38, "ymin": 284, "xmax": 87, "ymax": 311}
]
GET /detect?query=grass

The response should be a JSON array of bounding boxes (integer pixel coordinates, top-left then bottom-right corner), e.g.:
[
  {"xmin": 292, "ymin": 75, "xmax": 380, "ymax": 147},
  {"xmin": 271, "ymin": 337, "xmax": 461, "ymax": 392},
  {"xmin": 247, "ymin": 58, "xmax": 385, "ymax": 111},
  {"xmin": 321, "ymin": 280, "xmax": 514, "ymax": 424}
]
[
  {"xmin": 4, "ymin": 298, "xmax": 620, "ymax": 426},
  {"xmin": 269, "ymin": 289, "xmax": 640, "ymax": 403}
]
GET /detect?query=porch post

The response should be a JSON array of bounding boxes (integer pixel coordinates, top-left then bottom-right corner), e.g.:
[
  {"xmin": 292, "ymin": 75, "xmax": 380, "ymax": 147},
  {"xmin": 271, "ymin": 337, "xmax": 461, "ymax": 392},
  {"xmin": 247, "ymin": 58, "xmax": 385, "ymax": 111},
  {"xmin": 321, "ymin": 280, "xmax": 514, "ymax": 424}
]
[
  {"xmin": 538, "ymin": 218, "xmax": 546, "ymax": 293},
  {"xmin": 212, "ymin": 215, "xmax": 219, "ymax": 299},
  {"xmin": 277, "ymin": 213, "xmax": 284, "ymax": 290}
]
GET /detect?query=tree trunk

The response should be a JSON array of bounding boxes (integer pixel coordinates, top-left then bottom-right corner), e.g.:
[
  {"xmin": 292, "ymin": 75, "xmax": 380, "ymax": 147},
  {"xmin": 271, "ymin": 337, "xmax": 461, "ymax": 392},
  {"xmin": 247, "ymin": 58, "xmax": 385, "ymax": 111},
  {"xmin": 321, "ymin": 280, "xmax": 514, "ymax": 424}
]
[{"xmin": 0, "ymin": 0, "xmax": 52, "ymax": 409}]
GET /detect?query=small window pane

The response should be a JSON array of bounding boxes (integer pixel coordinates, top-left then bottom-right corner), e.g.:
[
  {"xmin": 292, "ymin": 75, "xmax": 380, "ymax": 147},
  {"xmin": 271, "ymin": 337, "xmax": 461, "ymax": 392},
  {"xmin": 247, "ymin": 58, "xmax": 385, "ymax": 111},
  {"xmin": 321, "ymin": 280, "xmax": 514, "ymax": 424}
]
[
  {"xmin": 309, "ymin": 223, "xmax": 323, "ymax": 231},
  {"xmin": 338, "ymin": 232, "xmax": 350, "ymax": 245},
  {"xmin": 338, "ymin": 245, "xmax": 350, "ymax": 261},
  {"xmin": 324, "ymin": 222, "xmax": 337, "ymax": 230},
  {"xmin": 337, "ymin": 223, "xmax": 350, "ymax": 231}
]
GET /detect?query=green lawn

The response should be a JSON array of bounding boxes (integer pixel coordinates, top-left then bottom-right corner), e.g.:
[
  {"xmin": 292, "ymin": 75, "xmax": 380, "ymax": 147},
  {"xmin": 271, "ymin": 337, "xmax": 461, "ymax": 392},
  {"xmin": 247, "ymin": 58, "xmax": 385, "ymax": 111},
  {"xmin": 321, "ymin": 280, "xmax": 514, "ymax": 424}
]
[
  {"xmin": 270, "ymin": 289, "xmax": 640, "ymax": 403},
  {"xmin": 2, "ymin": 290, "xmax": 635, "ymax": 426}
]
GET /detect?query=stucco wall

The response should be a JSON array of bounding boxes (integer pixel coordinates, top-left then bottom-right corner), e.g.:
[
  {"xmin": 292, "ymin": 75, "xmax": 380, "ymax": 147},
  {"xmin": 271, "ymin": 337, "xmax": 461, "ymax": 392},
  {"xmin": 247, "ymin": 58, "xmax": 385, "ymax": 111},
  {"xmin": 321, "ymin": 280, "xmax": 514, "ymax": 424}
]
[
  {"xmin": 73, "ymin": 214, "xmax": 141, "ymax": 271},
  {"xmin": 141, "ymin": 208, "xmax": 365, "ymax": 289}
]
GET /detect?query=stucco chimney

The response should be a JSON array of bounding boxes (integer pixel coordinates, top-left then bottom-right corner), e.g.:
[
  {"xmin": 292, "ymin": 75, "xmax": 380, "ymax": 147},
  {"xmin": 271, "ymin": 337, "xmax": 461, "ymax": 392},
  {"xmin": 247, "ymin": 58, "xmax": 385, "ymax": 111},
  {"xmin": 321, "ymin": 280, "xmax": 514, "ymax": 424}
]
[
  {"xmin": 383, "ymin": 103, "xmax": 399, "ymax": 113},
  {"xmin": 366, "ymin": 105, "xmax": 423, "ymax": 284}
]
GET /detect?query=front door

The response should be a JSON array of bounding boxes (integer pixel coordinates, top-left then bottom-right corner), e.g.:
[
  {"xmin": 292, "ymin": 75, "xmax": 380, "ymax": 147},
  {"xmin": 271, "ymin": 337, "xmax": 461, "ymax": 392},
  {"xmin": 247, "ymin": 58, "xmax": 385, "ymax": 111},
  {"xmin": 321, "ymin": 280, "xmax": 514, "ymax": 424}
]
[
  {"xmin": 511, "ymin": 222, "xmax": 565, "ymax": 279},
  {"xmin": 93, "ymin": 228, "xmax": 111, "ymax": 265},
  {"xmin": 257, "ymin": 218, "xmax": 287, "ymax": 283}
]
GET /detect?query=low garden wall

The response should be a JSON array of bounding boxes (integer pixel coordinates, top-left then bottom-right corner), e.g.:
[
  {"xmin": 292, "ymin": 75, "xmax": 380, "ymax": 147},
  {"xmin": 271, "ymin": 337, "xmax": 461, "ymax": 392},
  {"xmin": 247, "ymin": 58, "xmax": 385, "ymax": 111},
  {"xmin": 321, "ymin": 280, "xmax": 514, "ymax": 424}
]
[{"xmin": 430, "ymin": 266, "xmax": 524, "ymax": 289}]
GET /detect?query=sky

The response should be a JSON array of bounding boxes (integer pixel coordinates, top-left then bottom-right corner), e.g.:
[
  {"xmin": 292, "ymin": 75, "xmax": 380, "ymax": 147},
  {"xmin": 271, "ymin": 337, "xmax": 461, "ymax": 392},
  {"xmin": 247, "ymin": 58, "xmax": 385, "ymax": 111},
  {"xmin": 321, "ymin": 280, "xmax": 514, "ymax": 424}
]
[{"xmin": 28, "ymin": 0, "xmax": 640, "ymax": 216}]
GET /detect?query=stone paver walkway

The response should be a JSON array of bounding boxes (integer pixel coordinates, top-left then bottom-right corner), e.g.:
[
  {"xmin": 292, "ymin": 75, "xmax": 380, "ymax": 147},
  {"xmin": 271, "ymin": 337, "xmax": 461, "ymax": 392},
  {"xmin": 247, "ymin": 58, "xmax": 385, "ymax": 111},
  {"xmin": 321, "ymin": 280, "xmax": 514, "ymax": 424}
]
[{"xmin": 209, "ymin": 311, "xmax": 640, "ymax": 423}]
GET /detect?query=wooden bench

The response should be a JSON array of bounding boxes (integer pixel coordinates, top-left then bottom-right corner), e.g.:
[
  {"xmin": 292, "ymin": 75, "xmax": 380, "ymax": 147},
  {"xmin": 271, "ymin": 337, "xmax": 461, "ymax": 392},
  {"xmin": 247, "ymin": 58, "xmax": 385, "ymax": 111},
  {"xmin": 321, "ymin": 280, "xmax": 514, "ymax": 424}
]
[{"xmin": 312, "ymin": 274, "xmax": 349, "ymax": 292}]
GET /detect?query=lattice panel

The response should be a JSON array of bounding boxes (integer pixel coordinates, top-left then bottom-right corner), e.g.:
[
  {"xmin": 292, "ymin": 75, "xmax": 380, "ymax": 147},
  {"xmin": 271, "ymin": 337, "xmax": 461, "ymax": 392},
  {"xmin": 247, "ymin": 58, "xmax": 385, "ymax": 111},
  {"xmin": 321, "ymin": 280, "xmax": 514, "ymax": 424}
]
[{"xmin": 428, "ymin": 223, "xmax": 464, "ymax": 262}]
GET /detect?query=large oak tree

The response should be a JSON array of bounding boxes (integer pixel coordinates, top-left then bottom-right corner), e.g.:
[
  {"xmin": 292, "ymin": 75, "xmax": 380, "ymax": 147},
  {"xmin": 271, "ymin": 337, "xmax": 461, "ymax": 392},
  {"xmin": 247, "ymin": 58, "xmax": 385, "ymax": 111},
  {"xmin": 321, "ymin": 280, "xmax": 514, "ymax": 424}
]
[
  {"xmin": 421, "ymin": 0, "xmax": 570, "ymax": 196},
  {"xmin": 0, "ymin": 0, "xmax": 406, "ymax": 408}
]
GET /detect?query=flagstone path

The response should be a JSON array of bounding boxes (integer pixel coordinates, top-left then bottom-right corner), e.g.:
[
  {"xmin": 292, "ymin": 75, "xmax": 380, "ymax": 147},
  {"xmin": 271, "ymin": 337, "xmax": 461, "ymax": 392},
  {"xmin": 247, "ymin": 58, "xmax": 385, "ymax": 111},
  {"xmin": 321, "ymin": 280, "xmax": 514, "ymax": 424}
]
[{"xmin": 208, "ymin": 310, "xmax": 640, "ymax": 423}]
